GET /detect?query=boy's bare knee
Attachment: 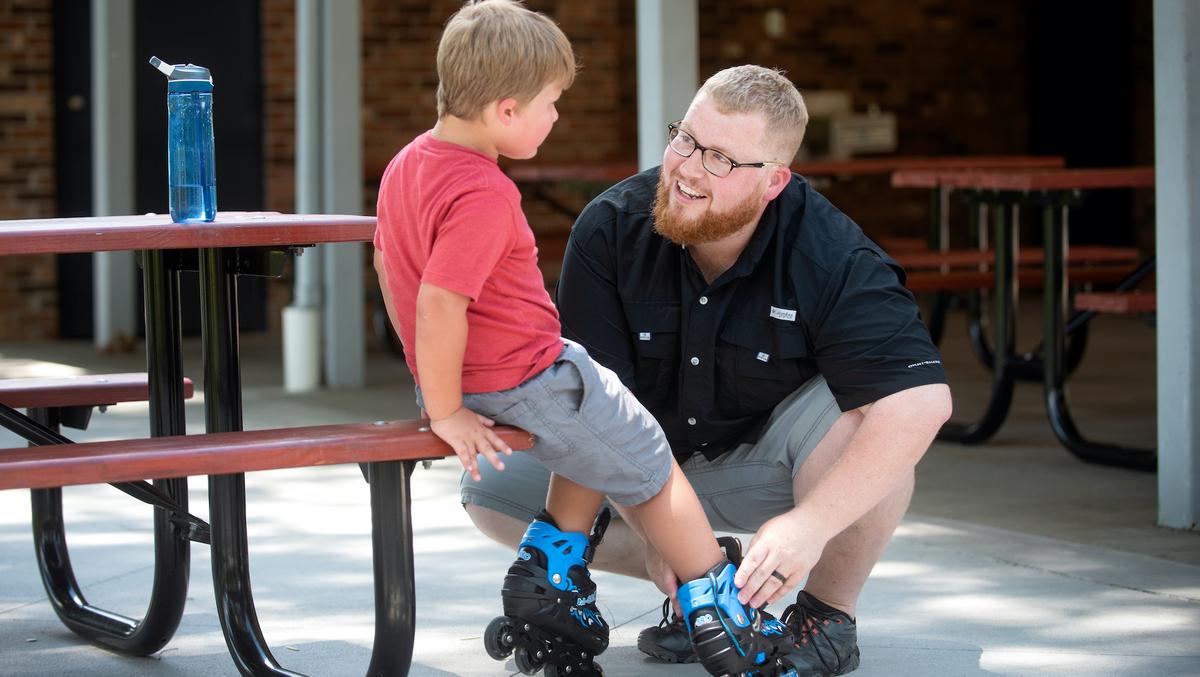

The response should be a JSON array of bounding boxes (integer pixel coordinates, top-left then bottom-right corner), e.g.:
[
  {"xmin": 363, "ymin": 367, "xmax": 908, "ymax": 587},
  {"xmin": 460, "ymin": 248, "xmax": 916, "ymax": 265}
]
[{"xmin": 463, "ymin": 503, "xmax": 527, "ymax": 549}]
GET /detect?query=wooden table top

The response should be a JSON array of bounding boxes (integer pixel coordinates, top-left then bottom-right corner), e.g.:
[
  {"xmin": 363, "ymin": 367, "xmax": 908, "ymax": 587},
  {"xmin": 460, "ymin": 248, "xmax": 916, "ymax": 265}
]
[
  {"xmin": 890, "ymin": 166, "xmax": 1156, "ymax": 191},
  {"xmin": 0, "ymin": 211, "xmax": 377, "ymax": 255},
  {"xmin": 506, "ymin": 155, "xmax": 1065, "ymax": 183}
]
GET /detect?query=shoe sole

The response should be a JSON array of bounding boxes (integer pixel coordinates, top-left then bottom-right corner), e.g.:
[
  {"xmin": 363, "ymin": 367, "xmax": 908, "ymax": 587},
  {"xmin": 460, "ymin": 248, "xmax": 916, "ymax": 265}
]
[
  {"xmin": 800, "ymin": 646, "xmax": 861, "ymax": 676},
  {"xmin": 636, "ymin": 634, "xmax": 698, "ymax": 664}
]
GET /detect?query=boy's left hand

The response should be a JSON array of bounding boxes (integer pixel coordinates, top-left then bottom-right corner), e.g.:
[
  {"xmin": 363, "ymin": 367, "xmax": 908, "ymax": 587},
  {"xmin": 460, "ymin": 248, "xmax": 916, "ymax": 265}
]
[{"xmin": 429, "ymin": 406, "xmax": 513, "ymax": 481}]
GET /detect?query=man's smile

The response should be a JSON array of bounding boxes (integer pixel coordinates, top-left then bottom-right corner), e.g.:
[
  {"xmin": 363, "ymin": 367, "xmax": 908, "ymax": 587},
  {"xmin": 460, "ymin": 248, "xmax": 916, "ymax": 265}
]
[{"xmin": 675, "ymin": 180, "xmax": 708, "ymax": 202}]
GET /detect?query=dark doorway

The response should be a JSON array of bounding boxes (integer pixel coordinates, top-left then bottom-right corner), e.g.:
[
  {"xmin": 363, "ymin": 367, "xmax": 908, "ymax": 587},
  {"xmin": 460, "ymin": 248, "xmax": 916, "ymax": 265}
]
[
  {"xmin": 1026, "ymin": 1, "xmax": 1146, "ymax": 247},
  {"xmin": 54, "ymin": 0, "xmax": 267, "ymax": 338},
  {"xmin": 52, "ymin": 0, "xmax": 94, "ymax": 338}
]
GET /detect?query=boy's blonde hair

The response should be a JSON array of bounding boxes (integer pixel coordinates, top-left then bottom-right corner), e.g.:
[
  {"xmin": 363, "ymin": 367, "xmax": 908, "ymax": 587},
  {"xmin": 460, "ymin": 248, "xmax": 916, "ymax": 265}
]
[
  {"xmin": 437, "ymin": 0, "xmax": 576, "ymax": 119},
  {"xmin": 697, "ymin": 66, "xmax": 809, "ymax": 163}
]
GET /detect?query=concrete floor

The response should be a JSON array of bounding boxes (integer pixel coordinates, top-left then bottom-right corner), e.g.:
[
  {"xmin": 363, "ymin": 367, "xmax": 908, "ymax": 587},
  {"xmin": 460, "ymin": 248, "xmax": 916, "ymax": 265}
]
[{"xmin": 0, "ymin": 298, "xmax": 1197, "ymax": 676}]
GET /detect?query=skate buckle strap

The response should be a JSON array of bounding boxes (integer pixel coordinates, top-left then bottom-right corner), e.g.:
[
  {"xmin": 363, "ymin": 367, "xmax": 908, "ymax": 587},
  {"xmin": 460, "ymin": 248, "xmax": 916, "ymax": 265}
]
[
  {"xmin": 583, "ymin": 507, "xmax": 611, "ymax": 563},
  {"xmin": 521, "ymin": 519, "xmax": 592, "ymax": 592}
]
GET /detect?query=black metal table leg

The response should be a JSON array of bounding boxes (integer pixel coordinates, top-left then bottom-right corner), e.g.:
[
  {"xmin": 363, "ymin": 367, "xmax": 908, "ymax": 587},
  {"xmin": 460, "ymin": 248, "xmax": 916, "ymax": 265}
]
[
  {"xmin": 924, "ymin": 186, "xmax": 951, "ymax": 345},
  {"xmin": 1041, "ymin": 202, "xmax": 1156, "ymax": 471},
  {"xmin": 199, "ymin": 247, "xmax": 303, "ymax": 676},
  {"xmin": 962, "ymin": 200, "xmax": 1089, "ymax": 382},
  {"xmin": 939, "ymin": 195, "xmax": 1018, "ymax": 443},
  {"xmin": 24, "ymin": 249, "xmax": 191, "ymax": 656},
  {"xmin": 366, "ymin": 460, "xmax": 417, "ymax": 677}
]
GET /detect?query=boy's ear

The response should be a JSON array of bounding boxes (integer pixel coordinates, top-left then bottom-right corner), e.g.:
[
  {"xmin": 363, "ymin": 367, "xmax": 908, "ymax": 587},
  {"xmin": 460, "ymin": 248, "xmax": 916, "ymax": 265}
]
[{"xmin": 494, "ymin": 97, "xmax": 520, "ymax": 126}]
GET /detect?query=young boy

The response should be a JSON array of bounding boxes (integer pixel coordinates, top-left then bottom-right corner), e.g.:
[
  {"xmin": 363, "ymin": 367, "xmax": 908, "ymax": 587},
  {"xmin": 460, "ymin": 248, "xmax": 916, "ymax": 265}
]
[{"xmin": 373, "ymin": 2, "xmax": 798, "ymax": 675}]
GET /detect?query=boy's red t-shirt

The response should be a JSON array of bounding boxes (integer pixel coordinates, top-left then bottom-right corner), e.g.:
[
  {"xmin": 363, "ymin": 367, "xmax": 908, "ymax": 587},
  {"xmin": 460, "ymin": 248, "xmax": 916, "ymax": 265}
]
[{"xmin": 374, "ymin": 131, "xmax": 562, "ymax": 393}]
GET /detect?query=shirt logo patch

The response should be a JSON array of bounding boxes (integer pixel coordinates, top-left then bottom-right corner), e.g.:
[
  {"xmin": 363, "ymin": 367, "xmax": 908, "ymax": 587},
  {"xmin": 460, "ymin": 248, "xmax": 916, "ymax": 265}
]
[
  {"xmin": 756, "ymin": 352, "xmax": 770, "ymax": 362},
  {"xmin": 639, "ymin": 332, "xmax": 652, "ymax": 341},
  {"xmin": 769, "ymin": 306, "xmax": 797, "ymax": 322}
]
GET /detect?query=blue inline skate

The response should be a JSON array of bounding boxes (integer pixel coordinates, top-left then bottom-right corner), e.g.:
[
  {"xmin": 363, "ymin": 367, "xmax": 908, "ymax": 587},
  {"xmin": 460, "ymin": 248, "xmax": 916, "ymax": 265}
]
[
  {"xmin": 678, "ymin": 559, "xmax": 800, "ymax": 677},
  {"xmin": 483, "ymin": 509, "xmax": 610, "ymax": 676}
]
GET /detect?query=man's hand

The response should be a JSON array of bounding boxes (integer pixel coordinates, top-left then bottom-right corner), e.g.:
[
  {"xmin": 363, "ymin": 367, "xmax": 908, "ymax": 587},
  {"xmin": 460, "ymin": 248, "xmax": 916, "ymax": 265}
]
[
  {"xmin": 644, "ymin": 546, "xmax": 682, "ymax": 614},
  {"xmin": 732, "ymin": 384, "xmax": 950, "ymax": 608},
  {"xmin": 429, "ymin": 406, "xmax": 512, "ymax": 482},
  {"xmin": 734, "ymin": 511, "xmax": 826, "ymax": 608}
]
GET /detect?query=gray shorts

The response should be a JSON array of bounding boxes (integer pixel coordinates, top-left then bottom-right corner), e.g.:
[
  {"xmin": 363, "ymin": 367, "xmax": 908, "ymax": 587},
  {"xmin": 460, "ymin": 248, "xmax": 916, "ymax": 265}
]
[
  {"xmin": 460, "ymin": 374, "xmax": 841, "ymax": 533},
  {"xmin": 425, "ymin": 340, "xmax": 673, "ymax": 507}
]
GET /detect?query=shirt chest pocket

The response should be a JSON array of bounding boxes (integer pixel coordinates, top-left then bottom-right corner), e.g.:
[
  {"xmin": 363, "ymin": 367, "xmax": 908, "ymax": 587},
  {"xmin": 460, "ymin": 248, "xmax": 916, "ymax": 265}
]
[
  {"xmin": 716, "ymin": 321, "xmax": 810, "ymax": 415},
  {"xmin": 626, "ymin": 305, "xmax": 680, "ymax": 405}
]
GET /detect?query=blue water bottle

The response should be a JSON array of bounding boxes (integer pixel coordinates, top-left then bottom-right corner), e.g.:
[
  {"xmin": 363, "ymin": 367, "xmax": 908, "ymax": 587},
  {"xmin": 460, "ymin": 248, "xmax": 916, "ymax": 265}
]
[{"xmin": 150, "ymin": 56, "xmax": 217, "ymax": 223}]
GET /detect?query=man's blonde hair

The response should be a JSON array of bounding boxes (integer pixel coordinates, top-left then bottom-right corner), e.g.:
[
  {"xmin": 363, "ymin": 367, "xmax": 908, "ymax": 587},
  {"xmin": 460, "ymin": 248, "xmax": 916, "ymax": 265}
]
[
  {"xmin": 697, "ymin": 66, "xmax": 808, "ymax": 163},
  {"xmin": 436, "ymin": 0, "xmax": 576, "ymax": 119}
]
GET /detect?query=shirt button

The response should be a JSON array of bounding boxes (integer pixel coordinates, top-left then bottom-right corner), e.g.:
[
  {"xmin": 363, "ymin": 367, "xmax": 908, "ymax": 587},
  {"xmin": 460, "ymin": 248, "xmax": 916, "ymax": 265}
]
[
  {"xmin": 687, "ymin": 417, "xmax": 697, "ymax": 426},
  {"xmin": 699, "ymin": 296, "xmax": 709, "ymax": 305},
  {"xmin": 690, "ymin": 356, "xmax": 700, "ymax": 366}
]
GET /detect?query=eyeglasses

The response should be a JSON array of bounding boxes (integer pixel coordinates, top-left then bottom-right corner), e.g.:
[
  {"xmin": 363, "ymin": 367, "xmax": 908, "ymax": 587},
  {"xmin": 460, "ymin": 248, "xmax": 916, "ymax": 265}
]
[{"xmin": 666, "ymin": 122, "xmax": 783, "ymax": 178}]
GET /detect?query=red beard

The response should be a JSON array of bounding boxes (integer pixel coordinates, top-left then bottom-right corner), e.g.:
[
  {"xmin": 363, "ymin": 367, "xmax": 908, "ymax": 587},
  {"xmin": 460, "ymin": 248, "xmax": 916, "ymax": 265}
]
[{"xmin": 651, "ymin": 168, "xmax": 763, "ymax": 246}]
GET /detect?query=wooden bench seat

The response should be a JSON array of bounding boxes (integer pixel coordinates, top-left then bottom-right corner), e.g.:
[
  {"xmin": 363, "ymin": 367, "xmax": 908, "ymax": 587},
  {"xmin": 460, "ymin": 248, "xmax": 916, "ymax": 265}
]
[
  {"xmin": 0, "ymin": 420, "xmax": 534, "ymax": 676},
  {"xmin": 0, "ymin": 419, "xmax": 533, "ymax": 490},
  {"xmin": 905, "ymin": 265, "xmax": 1135, "ymax": 293},
  {"xmin": 1074, "ymin": 291, "xmax": 1157, "ymax": 314},
  {"xmin": 892, "ymin": 246, "xmax": 1140, "ymax": 271},
  {"xmin": 0, "ymin": 373, "xmax": 194, "ymax": 409}
]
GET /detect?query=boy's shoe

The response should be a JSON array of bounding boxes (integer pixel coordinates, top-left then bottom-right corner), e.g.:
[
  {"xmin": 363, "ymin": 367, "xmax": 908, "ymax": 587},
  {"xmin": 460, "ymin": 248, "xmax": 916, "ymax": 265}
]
[
  {"xmin": 636, "ymin": 597, "xmax": 699, "ymax": 663},
  {"xmin": 780, "ymin": 591, "xmax": 860, "ymax": 676}
]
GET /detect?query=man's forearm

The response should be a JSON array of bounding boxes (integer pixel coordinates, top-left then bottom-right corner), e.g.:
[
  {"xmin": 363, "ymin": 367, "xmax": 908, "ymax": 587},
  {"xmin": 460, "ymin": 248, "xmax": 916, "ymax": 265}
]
[{"xmin": 791, "ymin": 383, "xmax": 951, "ymax": 543}]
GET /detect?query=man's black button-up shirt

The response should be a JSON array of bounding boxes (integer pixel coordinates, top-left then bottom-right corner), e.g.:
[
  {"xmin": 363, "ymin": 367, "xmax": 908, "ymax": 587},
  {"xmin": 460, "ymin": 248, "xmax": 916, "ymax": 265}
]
[{"xmin": 556, "ymin": 168, "xmax": 946, "ymax": 463}]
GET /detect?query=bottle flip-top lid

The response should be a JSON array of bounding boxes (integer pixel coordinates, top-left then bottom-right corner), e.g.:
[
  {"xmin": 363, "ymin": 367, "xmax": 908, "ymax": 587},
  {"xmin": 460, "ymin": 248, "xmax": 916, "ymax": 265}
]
[{"xmin": 150, "ymin": 56, "xmax": 213, "ymax": 91}]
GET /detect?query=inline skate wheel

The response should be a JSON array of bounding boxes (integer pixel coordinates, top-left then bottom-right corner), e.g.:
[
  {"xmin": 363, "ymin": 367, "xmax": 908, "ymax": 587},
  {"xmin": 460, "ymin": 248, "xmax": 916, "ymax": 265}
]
[
  {"xmin": 483, "ymin": 616, "xmax": 515, "ymax": 660},
  {"xmin": 514, "ymin": 645, "xmax": 545, "ymax": 675},
  {"xmin": 544, "ymin": 661, "xmax": 603, "ymax": 676}
]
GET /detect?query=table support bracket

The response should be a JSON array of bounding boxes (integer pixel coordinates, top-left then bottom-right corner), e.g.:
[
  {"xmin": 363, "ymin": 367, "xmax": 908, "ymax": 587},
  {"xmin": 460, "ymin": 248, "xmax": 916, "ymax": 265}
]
[{"xmin": 1041, "ymin": 205, "xmax": 1156, "ymax": 471}]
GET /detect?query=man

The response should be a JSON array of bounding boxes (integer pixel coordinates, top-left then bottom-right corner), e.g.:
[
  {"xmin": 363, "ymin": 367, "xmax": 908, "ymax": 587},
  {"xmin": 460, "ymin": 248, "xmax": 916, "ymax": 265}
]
[{"xmin": 461, "ymin": 65, "xmax": 952, "ymax": 676}]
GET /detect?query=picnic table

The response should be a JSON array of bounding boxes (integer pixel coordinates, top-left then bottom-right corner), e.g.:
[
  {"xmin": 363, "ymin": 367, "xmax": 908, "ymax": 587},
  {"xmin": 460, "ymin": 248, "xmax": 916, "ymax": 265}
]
[
  {"xmin": 510, "ymin": 155, "xmax": 1067, "ymax": 287},
  {"xmin": 506, "ymin": 155, "xmax": 1066, "ymax": 225},
  {"xmin": 890, "ymin": 168, "xmax": 1156, "ymax": 471},
  {"xmin": 0, "ymin": 212, "xmax": 479, "ymax": 676}
]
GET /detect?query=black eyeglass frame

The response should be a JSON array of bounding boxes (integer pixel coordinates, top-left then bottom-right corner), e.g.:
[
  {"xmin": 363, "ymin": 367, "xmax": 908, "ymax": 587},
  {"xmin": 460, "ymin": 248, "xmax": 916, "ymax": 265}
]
[{"xmin": 666, "ymin": 122, "xmax": 785, "ymax": 177}]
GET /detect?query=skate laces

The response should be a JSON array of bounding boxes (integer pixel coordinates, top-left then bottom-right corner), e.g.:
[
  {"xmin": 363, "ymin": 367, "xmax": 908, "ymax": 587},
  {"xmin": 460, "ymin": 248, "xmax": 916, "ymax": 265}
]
[
  {"xmin": 780, "ymin": 598, "xmax": 849, "ymax": 671},
  {"xmin": 656, "ymin": 597, "xmax": 686, "ymax": 631}
]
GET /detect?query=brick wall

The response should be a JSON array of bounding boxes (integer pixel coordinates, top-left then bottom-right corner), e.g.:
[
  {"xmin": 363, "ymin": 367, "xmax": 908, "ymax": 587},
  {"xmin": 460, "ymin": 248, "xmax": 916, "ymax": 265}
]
[
  {"xmin": 263, "ymin": 0, "xmax": 639, "ymax": 333},
  {"xmin": 0, "ymin": 1, "xmax": 1152, "ymax": 340},
  {"xmin": 697, "ymin": 1, "xmax": 1030, "ymax": 238},
  {"xmin": 0, "ymin": 0, "xmax": 56, "ymax": 339}
]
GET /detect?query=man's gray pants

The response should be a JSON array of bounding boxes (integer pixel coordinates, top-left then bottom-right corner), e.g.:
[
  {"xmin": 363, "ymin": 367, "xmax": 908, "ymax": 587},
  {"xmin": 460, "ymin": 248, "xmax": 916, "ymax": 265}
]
[{"xmin": 460, "ymin": 375, "xmax": 841, "ymax": 533}]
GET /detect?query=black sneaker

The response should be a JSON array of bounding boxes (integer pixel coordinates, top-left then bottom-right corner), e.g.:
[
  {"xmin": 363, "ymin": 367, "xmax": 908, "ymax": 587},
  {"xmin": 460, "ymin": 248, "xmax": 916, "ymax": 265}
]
[
  {"xmin": 636, "ymin": 597, "xmax": 698, "ymax": 663},
  {"xmin": 780, "ymin": 591, "xmax": 861, "ymax": 676},
  {"xmin": 636, "ymin": 536, "xmax": 744, "ymax": 664}
]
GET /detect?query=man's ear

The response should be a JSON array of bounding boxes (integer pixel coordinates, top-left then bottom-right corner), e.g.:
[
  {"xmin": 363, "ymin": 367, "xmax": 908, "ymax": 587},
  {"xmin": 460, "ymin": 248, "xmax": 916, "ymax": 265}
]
[{"xmin": 762, "ymin": 164, "xmax": 791, "ymax": 201}]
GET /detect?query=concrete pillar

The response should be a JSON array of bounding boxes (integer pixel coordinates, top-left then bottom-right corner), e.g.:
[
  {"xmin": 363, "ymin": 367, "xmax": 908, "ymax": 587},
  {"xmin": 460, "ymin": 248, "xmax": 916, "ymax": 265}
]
[
  {"xmin": 636, "ymin": 0, "xmax": 698, "ymax": 171},
  {"xmin": 285, "ymin": 0, "xmax": 364, "ymax": 390},
  {"xmin": 320, "ymin": 0, "xmax": 364, "ymax": 388},
  {"xmin": 284, "ymin": 0, "xmax": 324, "ymax": 392},
  {"xmin": 1153, "ymin": 0, "xmax": 1200, "ymax": 529},
  {"xmin": 91, "ymin": 0, "xmax": 137, "ymax": 350}
]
